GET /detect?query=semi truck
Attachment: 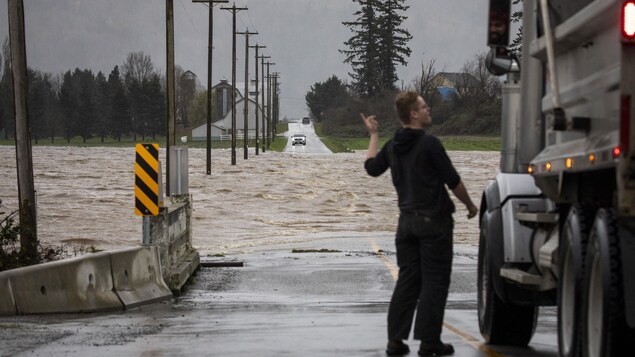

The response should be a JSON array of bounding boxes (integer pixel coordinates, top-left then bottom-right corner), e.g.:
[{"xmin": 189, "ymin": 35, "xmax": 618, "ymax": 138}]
[{"xmin": 479, "ymin": 1, "xmax": 635, "ymax": 356}]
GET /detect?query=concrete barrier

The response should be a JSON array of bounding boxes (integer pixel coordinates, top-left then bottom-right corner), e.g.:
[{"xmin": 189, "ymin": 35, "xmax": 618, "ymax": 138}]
[
  {"xmin": 0, "ymin": 196, "xmax": 200, "ymax": 315},
  {"xmin": 149, "ymin": 195, "xmax": 200, "ymax": 294},
  {"xmin": 110, "ymin": 246, "xmax": 172, "ymax": 309},
  {"xmin": 9, "ymin": 252, "xmax": 121, "ymax": 314},
  {"xmin": 0, "ymin": 273, "xmax": 16, "ymax": 315}
]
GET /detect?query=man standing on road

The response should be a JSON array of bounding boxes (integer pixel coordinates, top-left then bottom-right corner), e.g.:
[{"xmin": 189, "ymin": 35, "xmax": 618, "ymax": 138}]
[{"xmin": 362, "ymin": 91, "xmax": 478, "ymax": 357}]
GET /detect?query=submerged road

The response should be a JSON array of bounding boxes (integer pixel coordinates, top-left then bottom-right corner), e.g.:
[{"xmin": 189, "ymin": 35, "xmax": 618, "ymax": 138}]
[
  {"xmin": 283, "ymin": 121, "xmax": 333, "ymax": 154},
  {"xmin": 0, "ymin": 233, "xmax": 558, "ymax": 356}
]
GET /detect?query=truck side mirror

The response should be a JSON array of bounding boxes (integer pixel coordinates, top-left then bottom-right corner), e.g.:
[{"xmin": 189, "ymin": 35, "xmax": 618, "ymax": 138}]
[{"xmin": 485, "ymin": 48, "xmax": 514, "ymax": 76}]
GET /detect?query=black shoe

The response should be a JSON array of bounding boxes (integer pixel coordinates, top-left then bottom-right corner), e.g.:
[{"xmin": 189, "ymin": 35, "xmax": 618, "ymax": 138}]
[
  {"xmin": 386, "ymin": 339, "xmax": 410, "ymax": 356},
  {"xmin": 418, "ymin": 342, "xmax": 454, "ymax": 356}
]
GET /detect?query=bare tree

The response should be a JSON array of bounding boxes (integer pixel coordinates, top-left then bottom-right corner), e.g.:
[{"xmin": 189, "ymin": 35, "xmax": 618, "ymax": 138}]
[
  {"xmin": 174, "ymin": 65, "xmax": 197, "ymax": 128},
  {"xmin": 411, "ymin": 57, "xmax": 445, "ymax": 106},
  {"xmin": 122, "ymin": 51, "xmax": 155, "ymax": 83},
  {"xmin": 455, "ymin": 52, "xmax": 501, "ymax": 108}
]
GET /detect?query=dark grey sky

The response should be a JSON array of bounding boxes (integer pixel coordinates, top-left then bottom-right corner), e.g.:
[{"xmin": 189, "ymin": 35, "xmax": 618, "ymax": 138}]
[{"xmin": 0, "ymin": 0, "xmax": 489, "ymax": 119}]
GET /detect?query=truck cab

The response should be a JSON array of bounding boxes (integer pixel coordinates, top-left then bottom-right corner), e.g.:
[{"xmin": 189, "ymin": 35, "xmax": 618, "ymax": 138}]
[{"xmin": 478, "ymin": 1, "xmax": 635, "ymax": 355}]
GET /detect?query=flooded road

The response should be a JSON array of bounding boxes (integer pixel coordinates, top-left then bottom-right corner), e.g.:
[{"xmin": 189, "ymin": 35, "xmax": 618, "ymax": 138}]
[
  {"xmin": 0, "ymin": 144, "xmax": 499, "ymax": 255},
  {"xmin": 1, "ymin": 144, "xmax": 563, "ymax": 357}
]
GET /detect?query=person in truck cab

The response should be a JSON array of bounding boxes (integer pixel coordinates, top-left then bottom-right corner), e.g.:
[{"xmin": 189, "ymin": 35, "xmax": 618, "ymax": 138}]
[{"xmin": 362, "ymin": 91, "xmax": 478, "ymax": 357}]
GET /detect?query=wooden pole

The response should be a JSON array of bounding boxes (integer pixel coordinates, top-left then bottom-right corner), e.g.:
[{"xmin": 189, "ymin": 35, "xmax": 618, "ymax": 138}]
[
  {"xmin": 192, "ymin": 0, "xmax": 228, "ymax": 174},
  {"xmin": 8, "ymin": 0, "xmax": 38, "ymax": 259},
  {"xmin": 260, "ymin": 55, "xmax": 270, "ymax": 152},
  {"xmin": 166, "ymin": 0, "xmax": 176, "ymax": 195},
  {"xmin": 221, "ymin": 4, "xmax": 247, "ymax": 165},
  {"xmin": 236, "ymin": 29, "xmax": 257, "ymax": 160},
  {"xmin": 249, "ymin": 44, "xmax": 265, "ymax": 155}
]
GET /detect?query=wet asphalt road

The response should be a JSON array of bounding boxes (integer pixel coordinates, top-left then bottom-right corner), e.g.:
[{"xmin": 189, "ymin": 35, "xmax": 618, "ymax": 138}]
[{"xmin": 0, "ymin": 233, "xmax": 559, "ymax": 356}]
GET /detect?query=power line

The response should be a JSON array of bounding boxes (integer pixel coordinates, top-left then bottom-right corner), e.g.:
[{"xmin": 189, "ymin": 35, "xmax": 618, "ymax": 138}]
[{"xmin": 179, "ymin": 0, "xmax": 201, "ymax": 36}]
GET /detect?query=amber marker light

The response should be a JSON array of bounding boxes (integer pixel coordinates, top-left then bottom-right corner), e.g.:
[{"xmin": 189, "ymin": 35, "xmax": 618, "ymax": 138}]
[
  {"xmin": 589, "ymin": 153, "xmax": 596, "ymax": 164},
  {"xmin": 565, "ymin": 158, "xmax": 573, "ymax": 169},
  {"xmin": 546, "ymin": 162, "xmax": 552, "ymax": 172},
  {"xmin": 528, "ymin": 165, "xmax": 534, "ymax": 174},
  {"xmin": 613, "ymin": 146, "xmax": 622, "ymax": 158}
]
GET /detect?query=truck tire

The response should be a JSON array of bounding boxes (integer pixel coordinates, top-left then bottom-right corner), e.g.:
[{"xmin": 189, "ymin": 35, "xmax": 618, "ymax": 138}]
[
  {"xmin": 477, "ymin": 215, "xmax": 538, "ymax": 346},
  {"xmin": 558, "ymin": 205, "xmax": 591, "ymax": 357},
  {"xmin": 582, "ymin": 209, "xmax": 633, "ymax": 357}
]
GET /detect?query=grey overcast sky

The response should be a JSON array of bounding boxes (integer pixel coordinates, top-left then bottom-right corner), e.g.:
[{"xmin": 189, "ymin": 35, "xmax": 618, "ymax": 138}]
[{"xmin": 0, "ymin": 1, "xmax": 489, "ymax": 120}]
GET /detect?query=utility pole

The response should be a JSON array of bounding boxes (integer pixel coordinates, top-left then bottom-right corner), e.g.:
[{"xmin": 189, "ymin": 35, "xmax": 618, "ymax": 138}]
[
  {"xmin": 193, "ymin": 0, "xmax": 229, "ymax": 175},
  {"xmin": 166, "ymin": 0, "xmax": 176, "ymax": 195},
  {"xmin": 265, "ymin": 61, "xmax": 275, "ymax": 149},
  {"xmin": 272, "ymin": 73, "xmax": 280, "ymax": 136},
  {"xmin": 249, "ymin": 44, "xmax": 265, "ymax": 155},
  {"xmin": 8, "ymin": 0, "xmax": 38, "ymax": 260},
  {"xmin": 222, "ymin": 3, "xmax": 247, "ymax": 165},
  {"xmin": 236, "ymin": 29, "xmax": 258, "ymax": 160},
  {"xmin": 259, "ymin": 55, "xmax": 270, "ymax": 153}
]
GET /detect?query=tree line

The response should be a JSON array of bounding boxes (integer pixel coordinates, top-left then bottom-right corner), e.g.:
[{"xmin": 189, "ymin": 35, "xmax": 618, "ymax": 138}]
[
  {"xmin": 0, "ymin": 41, "xmax": 202, "ymax": 143},
  {"xmin": 306, "ymin": 0, "xmax": 502, "ymax": 138}
]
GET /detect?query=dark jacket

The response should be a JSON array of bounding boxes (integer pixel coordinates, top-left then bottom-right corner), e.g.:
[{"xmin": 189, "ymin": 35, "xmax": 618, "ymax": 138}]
[{"xmin": 364, "ymin": 128, "xmax": 460, "ymax": 215}]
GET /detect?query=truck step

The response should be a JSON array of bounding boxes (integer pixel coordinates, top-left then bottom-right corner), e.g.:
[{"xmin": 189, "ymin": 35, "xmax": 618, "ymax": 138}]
[
  {"xmin": 499, "ymin": 267, "xmax": 542, "ymax": 285},
  {"xmin": 515, "ymin": 212, "xmax": 558, "ymax": 224}
]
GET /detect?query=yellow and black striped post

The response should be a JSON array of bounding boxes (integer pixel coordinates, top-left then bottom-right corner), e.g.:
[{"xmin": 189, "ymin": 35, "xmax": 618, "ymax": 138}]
[{"xmin": 135, "ymin": 143, "xmax": 159, "ymax": 216}]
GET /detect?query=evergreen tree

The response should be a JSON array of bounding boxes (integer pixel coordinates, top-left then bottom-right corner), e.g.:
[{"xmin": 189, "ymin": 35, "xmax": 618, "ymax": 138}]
[
  {"xmin": 341, "ymin": 0, "xmax": 411, "ymax": 96},
  {"xmin": 341, "ymin": 0, "xmax": 380, "ymax": 97},
  {"xmin": 108, "ymin": 66, "xmax": 130, "ymax": 142},
  {"xmin": 77, "ymin": 69, "xmax": 96, "ymax": 143},
  {"xmin": 27, "ymin": 69, "xmax": 57, "ymax": 144},
  {"xmin": 59, "ymin": 70, "xmax": 79, "ymax": 143},
  {"xmin": 94, "ymin": 72, "xmax": 111, "ymax": 142},
  {"xmin": 147, "ymin": 74, "xmax": 166, "ymax": 139},
  {"xmin": 376, "ymin": 0, "xmax": 412, "ymax": 90},
  {"xmin": 126, "ymin": 75, "xmax": 144, "ymax": 141},
  {"xmin": 305, "ymin": 75, "xmax": 350, "ymax": 121}
]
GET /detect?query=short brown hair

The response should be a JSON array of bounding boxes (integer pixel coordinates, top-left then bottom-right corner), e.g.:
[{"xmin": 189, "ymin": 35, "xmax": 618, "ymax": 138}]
[{"xmin": 394, "ymin": 91, "xmax": 420, "ymax": 124}]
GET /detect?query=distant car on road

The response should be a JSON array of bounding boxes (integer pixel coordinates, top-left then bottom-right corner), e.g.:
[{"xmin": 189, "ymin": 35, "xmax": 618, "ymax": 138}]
[
  {"xmin": 302, "ymin": 117, "xmax": 311, "ymax": 125},
  {"xmin": 291, "ymin": 133, "xmax": 306, "ymax": 146}
]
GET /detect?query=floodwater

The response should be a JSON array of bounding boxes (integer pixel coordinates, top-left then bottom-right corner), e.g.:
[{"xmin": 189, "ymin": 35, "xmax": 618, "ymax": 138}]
[{"xmin": 0, "ymin": 145, "xmax": 499, "ymax": 256}]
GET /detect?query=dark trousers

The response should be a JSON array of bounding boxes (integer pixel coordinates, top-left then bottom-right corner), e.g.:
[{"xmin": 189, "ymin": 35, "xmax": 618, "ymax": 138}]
[{"xmin": 387, "ymin": 212, "xmax": 453, "ymax": 343}]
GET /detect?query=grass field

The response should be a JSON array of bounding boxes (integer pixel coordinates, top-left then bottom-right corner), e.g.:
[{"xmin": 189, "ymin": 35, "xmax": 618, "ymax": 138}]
[
  {"xmin": 0, "ymin": 121, "xmax": 500, "ymax": 153},
  {"xmin": 312, "ymin": 123, "xmax": 501, "ymax": 153}
]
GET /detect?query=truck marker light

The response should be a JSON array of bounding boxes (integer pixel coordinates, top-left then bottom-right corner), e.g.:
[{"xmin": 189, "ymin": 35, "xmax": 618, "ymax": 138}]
[
  {"xmin": 546, "ymin": 162, "xmax": 552, "ymax": 172},
  {"xmin": 624, "ymin": 2, "xmax": 635, "ymax": 38},
  {"xmin": 528, "ymin": 165, "xmax": 534, "ymax": 174},
  {"xmin": 613, "ymin": 146, "xmax": 622, "ymax": 158},
  {"xmin": 566, "ymin": 158, "xmax": 573, "ymax": 169},
  {"xmin": 589, "ymin": 153, "xmax": 596, "ymax": 164}
]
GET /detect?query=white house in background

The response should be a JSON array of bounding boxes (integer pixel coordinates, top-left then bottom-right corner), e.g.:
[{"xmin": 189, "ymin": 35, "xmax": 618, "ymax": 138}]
[
  {"xmin": 192, "ymin": 79, "xmax": 266, "ymax": 141},
  {"xmin": 192, "ymin": 97, "xmax": 267, "ymax": 141}
]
